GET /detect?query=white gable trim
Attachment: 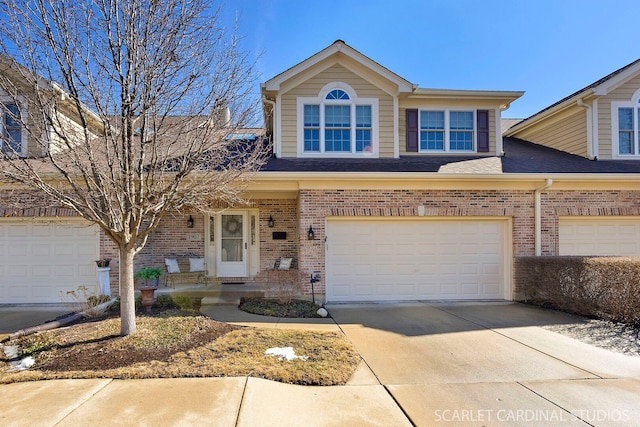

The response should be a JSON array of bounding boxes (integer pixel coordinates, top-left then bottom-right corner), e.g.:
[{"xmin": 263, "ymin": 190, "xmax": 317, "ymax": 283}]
[
  {"xmin": 593, "ymin": 59, "xmax": 640, "ymax": 96},
  {"xmin": 264, "ymin": 41, "xmax": 415, "ymax": 94}
]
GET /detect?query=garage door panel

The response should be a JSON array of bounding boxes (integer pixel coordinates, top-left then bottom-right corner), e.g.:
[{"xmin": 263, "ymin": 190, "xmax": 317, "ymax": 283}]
[
  {"xmin": 7, "ymin": 265, "xmax": 27, "ymax": 277},
  {"xmin": 33, "ymin": 265, "xmax": 52, "ymax": 277},
  {"xmin": 462, "ymin": 284, "xmax": 480, "ymax": 295},
  {"xmin": 55, "ymin": 243, "xmax": 76, "ymax": 257},
  {"xmin": 8, "ymin": 224, "xmax": 28, "ymax": 237},
  {"xmin": 9, "ymin": 244, "xmax": 28, "ymax": 256},
  {"xmin": 32, "ymin": 224, "xmax": 53, "ymax": 236},
  {"xmin": 32, "ymin": 244, "xmax": 53, "ymax": 256},
  {"xmin": 327, "ymin": 219, "xmax": 507, "ymax": 302},
  {"xmin": 353, "ymin": 264, "xmax": 372, "ymax": 275},
  {"xmin": 482, "ymin": 263, "xmax": 500, "ymax": 275}
]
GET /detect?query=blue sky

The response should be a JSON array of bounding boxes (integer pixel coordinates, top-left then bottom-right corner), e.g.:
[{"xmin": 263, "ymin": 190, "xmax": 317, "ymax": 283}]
[{"xmin": 221, "ymin": 0, "xmax": 640, "ymax": 120}]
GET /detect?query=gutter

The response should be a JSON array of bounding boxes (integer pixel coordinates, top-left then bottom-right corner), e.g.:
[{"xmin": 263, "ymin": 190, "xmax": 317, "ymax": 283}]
[
  {"xmin": 534, "ymin": 178, "xmax": 553, "ymax": 256},
  {"xmin": 576, "ymin": 98, "xmax": 596, "ymax": 160},
  {"xmin": 262, "ymin": 96, "xmax": 277, "ymax": 157}
]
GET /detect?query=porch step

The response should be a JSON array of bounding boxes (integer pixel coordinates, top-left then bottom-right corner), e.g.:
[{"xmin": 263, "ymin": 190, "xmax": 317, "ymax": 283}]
[
  {"xmin": 157, "ymin": 282, "xmax": 265, "ymax": 305},
  {"xmin": 204, "ymin": 283, "xmax": 265, "ymax": 305}
]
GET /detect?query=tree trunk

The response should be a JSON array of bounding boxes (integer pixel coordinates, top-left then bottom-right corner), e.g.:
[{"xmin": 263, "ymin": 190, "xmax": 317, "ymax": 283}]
[{"xmin": 119, "ymin": 245, "xmax": 137, "ymax": 335}]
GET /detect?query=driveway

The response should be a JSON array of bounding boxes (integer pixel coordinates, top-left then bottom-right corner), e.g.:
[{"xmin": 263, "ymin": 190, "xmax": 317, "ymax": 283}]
[{"xmin": 327, "ymin": 302, "xmax": 640, "ymax": 426}]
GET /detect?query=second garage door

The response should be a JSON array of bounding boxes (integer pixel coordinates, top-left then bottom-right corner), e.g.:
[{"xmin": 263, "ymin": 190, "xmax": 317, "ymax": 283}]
[
  {"xmin": 325, "ymin": 218, "xmax": 510, "ymax": 302},
  {"xmin": 559, "ymin": 217, "xmax": 640, "ymax": 255},
  {"xmin": 0, "ymin": 219, "xmax": 100, "ymax": 303}
]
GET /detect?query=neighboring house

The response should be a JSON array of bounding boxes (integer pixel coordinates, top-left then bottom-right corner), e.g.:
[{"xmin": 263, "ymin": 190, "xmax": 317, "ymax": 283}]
[
  {"xmin": 3, "ymin": 40, "xmax": 640, "ymax": 305},
  {"xmin": 0, "ymin": 62, "xmax": 109, "ymax": 304},
  {"xmin": 505, "ymin": 58, "xmax": 640, "ymax": 161},
  {"xmin": 504, "ymin": 56, "xmax": 640, "ymax": 261}
]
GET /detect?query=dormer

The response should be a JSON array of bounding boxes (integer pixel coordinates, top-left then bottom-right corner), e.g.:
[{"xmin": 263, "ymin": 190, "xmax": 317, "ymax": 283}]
[
  {"xmin": 262, "ymin": 41, "xmax": 522, "ymax": 160},
  {"xmin": 262, "ymin": 40, "xmax": 415, "ymax": 159}
]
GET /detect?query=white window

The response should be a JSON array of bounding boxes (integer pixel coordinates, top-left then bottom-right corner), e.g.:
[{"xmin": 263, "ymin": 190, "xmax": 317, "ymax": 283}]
[
  {"xmin": 298, "ymin": 83, "xmax": 378, "ymax": 157},
  {"xmin": 612, "ymin": 99, "xmax": 640, "ymax": 156},
  {"xmin": 419, "ymin": 110, "xmax": 475, "ymax": 152},
  {"xmin": 1, "ymin": 102, "xmax": 25, "ymax": 156}
]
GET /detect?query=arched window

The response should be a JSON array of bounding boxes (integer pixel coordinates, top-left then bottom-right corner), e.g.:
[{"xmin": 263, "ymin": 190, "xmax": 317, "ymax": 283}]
[
  {"xmin": 298, "ymin": 83, "xmax": 377, "ymax": 156},
  {"xmin": 325, "ymin": 89, "xmax": 350, "ymax": 100}
]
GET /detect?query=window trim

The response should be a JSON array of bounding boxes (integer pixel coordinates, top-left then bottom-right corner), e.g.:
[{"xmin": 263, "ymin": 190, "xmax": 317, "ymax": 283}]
[
  {"xmin": 612, "ymin": 94, "xmax": 640, "ymax": 158},
  {"xmin": 0, "ymin": 97, "xmax": 27, "ymax": 157},
  {"xmin": 297, "ymin": 82, "xmax": 378, "ymax": 158},
  {"xmin": 418, "ymin": 109, "xmax": 477, "ymax": 153}
]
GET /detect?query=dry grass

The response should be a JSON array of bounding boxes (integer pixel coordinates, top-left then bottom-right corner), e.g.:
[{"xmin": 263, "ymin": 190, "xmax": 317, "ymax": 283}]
[{"xmin": 0, "ymin": 311, "xmax": 360, "ymax": 386}]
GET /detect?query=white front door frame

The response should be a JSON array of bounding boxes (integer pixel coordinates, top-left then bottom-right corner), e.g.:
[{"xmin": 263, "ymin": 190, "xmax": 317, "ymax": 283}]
[{"xmin": 216, "ymin": 210, "xmax": 249, "ymax": 277}]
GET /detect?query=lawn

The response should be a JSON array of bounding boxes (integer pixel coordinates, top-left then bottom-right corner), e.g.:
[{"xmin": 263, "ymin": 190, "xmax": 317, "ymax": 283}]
[{"xmin": 0, "ymin": 309, "xmax": 360, "ymax": 386}]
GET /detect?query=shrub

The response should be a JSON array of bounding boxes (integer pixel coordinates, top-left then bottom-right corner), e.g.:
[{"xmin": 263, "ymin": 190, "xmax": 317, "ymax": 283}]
[
  {"xmin": 516, "ymin": 256, "xmax": 640, "ymax": 326},
  {"xmin": 59, "ymin": 285, "xmax": 113, "ymax": 318},
  {"xmin": 167, "ymin": 294, "xmax": 203, "ymax": 311},
  {"xmin": 155, "ymin": 294, "xmax": 178, "ymax": 309},
  {"xmin": 256, "ymin": 269, "xmax": 303, "ymax": 305}
]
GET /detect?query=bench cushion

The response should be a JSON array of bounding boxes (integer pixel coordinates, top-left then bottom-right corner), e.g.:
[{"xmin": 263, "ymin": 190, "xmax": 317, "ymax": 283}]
[
  {"xmin": 189, "ymin": 257, "xmax": 206, "ymax": 272},
  {"xmin": 165, "ymin": 258, "xmax": 180, "ymax": 273}
]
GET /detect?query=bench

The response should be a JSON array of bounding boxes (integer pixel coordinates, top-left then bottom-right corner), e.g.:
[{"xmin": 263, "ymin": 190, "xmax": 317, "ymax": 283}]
[{"xmin": 164, "ymin": 256, "xmax": 209, "ymax": 288}]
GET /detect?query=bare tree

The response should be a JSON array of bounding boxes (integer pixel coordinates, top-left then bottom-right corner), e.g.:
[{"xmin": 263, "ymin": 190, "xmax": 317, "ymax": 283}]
[{"xmin": 0, "ymin": 0, "xmax": 268, "ymax": 335}]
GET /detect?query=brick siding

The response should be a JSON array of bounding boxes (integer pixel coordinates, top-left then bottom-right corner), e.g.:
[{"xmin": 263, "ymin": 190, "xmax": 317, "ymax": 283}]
[{"xmin": 4, "ymin": 188, "xmax": 640, "ymax": 301}]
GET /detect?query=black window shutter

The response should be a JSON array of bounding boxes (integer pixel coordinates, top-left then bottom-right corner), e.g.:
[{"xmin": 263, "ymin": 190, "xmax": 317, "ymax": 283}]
[
  {"xmin": 477, "ymin": 110, "xmax": 489, "ymax": 152},
  {"xmin": 406, "ymin": 109, "xmax": 418, "ymax": 152}
]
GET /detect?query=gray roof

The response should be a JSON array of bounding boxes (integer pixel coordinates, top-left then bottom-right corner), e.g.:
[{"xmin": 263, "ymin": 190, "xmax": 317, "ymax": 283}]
[{"xmin": 260, "ymin": 138, "xmax": 640, "ymax": 174}]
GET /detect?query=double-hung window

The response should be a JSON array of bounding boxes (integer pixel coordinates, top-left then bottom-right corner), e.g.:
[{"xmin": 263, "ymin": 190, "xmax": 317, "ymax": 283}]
[
  {"xmin": 616, "ymin": 106, "xmax": 640, "ymax": 155},
  {"xmin": 419, "ymin": 110, "xmax": 475, "ymax": 152},
  {"xmin": 303, "ymin": 105, "xmax": 320, "ymax": 152},
  {"xmin": 324, "ymin": 104, "xmax": 351, "ymax": 151},
  {"xmin": 1, "ymin": 102, "xmax": 23, "ymax": 154},
  {"xmin": 355, "ymin": 105, "xmax": 372, "ymax": 152},
  {"xmin": 299, "ymin": 84, "xmax": 377, "ymax": 156}
]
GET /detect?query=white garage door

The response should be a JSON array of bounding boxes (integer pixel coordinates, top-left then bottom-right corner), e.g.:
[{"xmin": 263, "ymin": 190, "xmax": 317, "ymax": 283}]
[
  {"xmin": 0, "ymin": 219, "xmax": 100, "ymax": 303},
  {"xmin": 559, "ymin": 217, "xmax": 640, "ymax": 256},
  {"xmin": 326, "ymin": 218, "xmax": 509, "ymax": 302}
]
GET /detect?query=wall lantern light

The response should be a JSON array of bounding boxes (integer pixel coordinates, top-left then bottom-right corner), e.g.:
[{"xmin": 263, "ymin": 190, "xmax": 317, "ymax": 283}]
[
  {"xmin": 187, "ymin": 215, "xmax": 194, "ymax": 228},
  {"xmin": 307, "ymin": 225, "xmax": 315, "ymax": 240},
  {"xmin": 268, "ymin": 215, "xmax": 275, "ymax": 228}
]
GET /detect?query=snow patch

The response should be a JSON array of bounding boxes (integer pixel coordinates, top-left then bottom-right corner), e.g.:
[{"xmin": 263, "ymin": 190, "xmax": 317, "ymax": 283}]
[{"xmin": 265, "ymin": 347, "xmax": 308, "ymax": 361}]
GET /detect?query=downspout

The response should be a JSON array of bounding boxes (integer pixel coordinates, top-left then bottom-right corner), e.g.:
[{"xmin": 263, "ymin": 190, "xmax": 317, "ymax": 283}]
[
  {"xmin": 262, "ymin": 96, "xmax": 277, "ymax": 157},
  {"xmin": 576, "ymin": 98, "xmax": 596, "ymax": 160},
  {"xmin": 535, "ymin": 178, "xmax": 553, "ymax": 256}
]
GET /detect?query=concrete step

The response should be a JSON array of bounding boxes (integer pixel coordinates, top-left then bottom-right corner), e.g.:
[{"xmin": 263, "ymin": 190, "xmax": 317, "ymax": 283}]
[{"xmin": 157, "ymin": 282, "xmax": 265, "ymax": 305}]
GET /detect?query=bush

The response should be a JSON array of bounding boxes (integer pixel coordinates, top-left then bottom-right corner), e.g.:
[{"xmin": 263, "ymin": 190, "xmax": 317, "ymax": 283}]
[
  {"xmin": 107, "ymin": 294, "xmax": 201, "ymax": 314},
  {"xmin": 516, "ymin": 256, "xmax": 640, "ymax": 325},
  {"xmin": 155, "ymin": 294, "xmax": 178, "ymax": 309},
  {"xmin": 256, "ymin": 269, "xmax": 303, "ymax": 305},
  {"xmin": 59, "ymin": 285, "xmax": 113, "ymax": 318}
]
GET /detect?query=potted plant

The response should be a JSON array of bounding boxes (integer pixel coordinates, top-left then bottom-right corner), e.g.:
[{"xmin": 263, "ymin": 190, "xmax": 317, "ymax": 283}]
[
  {"xmin": 135, "ymin": 266, "xmax": 163, "ymax": 312},
  {"xmin": 95, "ymin": 259, "xmax": 111, "ymax": 268},
  {"xmin": 135, "ymin": 266, "xmax": 163, "ymax": 288}
]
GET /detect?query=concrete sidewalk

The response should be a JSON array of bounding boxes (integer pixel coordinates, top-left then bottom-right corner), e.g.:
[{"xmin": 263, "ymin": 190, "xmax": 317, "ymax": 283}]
[{"xmin": 0, "ymin": 377, "xmax": 411, "ymax": 427}]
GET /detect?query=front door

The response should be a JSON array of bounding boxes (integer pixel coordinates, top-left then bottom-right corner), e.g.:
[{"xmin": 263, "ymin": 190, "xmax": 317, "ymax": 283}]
[{"xmin": 216, "ymin": 211, "xmax": 248, "ymax": 277}]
